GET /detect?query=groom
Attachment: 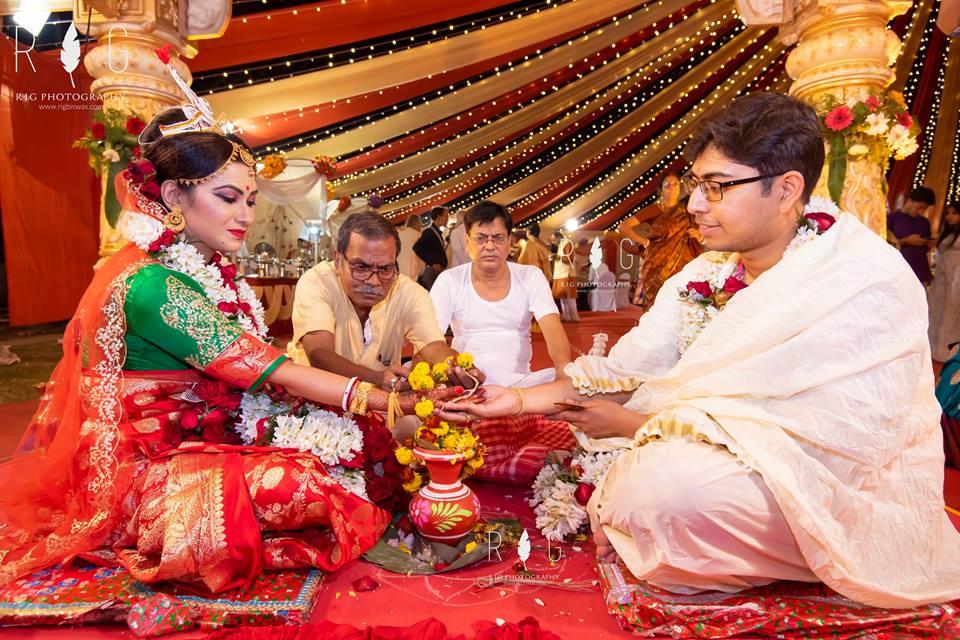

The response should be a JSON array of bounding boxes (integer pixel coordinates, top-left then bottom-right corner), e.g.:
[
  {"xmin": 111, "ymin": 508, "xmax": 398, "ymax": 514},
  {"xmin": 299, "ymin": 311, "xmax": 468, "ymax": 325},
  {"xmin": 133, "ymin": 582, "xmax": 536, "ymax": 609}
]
[{"xmin": 449, "ymin": 92, "xmax": 960, "ymax": 607}]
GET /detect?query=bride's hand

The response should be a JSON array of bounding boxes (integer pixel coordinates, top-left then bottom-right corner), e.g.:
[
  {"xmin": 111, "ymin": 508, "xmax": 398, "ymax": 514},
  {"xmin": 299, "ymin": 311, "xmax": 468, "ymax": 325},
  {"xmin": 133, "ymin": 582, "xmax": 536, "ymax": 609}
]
[
  {"xmin": 438, "ymin": 385, "xmax": 518, "ymax": 422},
  {"xmin": 392, "ymin": 384, "xmax": 472, "ymax": 414}
]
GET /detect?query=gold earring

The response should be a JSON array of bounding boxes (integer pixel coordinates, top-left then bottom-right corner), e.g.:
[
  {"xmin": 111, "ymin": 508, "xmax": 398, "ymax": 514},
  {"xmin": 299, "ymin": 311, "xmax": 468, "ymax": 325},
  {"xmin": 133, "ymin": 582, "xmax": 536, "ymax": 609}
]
[{"xmin": 166, "ymin": 205, "xmax": 185, "ymax": 232}]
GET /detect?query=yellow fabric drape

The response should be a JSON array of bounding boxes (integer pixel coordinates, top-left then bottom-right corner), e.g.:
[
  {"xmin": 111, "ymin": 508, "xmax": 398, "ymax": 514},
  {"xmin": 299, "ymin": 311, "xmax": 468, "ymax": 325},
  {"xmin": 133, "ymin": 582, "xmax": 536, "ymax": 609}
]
[
  {"xmin": 209, "ymin": 0, "xmax": 648, "ymax": 122},
  {"xmin": 343, "ymin": 0, "xmax": 734, "ymax": 201},
  {"xmin": 492, "ymin": 29, "xmax": 772, "ymax": 208},
  {"xmin": 297, "ymin": 0, "xmax": 720, "ymax": 161},
  {"xmin": 537, "ymin": 41, "xmax": 784, "ymax": 227}
]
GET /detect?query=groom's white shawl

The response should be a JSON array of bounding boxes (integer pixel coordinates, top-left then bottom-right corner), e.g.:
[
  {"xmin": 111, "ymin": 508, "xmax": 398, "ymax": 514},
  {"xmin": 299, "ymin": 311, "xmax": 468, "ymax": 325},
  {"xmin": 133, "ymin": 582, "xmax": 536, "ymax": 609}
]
[{"xmin": 567, "ymin": 214, "xmax": 960, "ymax": 607}]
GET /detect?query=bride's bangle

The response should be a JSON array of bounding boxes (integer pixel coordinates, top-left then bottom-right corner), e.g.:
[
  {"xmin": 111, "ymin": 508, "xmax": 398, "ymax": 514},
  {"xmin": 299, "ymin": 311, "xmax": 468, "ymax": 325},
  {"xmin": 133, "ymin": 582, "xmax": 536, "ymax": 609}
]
[
  {"xmin": 512, "ymin": 387, "xmax": 526, "ymax": 416},
  {"xmin": 348, "ymin": 381, "xmax": 374, "ymax": 415},
  {"xmin": 342, "ymin": 376, "xmax": 359, "ymax": 411}
]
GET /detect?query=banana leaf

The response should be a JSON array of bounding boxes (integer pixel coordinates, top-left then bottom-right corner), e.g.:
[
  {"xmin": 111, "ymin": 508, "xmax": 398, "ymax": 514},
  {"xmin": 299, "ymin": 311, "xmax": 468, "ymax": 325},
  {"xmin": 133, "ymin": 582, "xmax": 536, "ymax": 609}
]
[
  {"xmin": 364, "ymin": 517, "xmax": 521, "ymax": 575},
  {"xmin": 827, "ymin": 135, "xmax": 847, "ymax": 205}
]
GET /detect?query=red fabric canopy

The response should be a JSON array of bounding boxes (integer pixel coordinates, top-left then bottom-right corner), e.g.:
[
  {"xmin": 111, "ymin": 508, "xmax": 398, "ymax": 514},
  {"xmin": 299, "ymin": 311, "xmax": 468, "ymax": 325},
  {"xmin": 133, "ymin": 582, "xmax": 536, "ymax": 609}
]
[{"xmin": 188, "ymin": 0, "xmax": 523, "ymax": 73}]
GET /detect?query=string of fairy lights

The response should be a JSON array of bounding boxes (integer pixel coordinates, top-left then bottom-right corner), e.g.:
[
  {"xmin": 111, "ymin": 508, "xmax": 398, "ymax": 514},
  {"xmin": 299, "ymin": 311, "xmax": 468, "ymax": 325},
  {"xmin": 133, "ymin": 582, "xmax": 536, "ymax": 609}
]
[
  {"xmin": 526, "ymin": 130, "xmax": 684, "ymax": 228},
  {"xmin": 911, "ymin": 38, "xmax": 949, "ymax": 190},
  {"xmin": 256, "ymin": 0, "xmax": 712, "ymax": 161},
  {"xmin": 946, "ymin": 104, "xmax": 960, "ymax": 203},
  {"xmin": 531, "ymin": 36, "xmax": 781, "ymax": 230},
  {"xmin": 256, "ymin": 6, "xmax": 640, "ymax": 159},
  {"xmin": 378, "ymin": 12, "xmax": 745, "ymax": 221},
  {"xmin": 512, "ymin": 35, "xmax": 780, "ymax": 229},
  {"xmin": 194, "ymin": 0, "xmax": 572, "ymax": 94},
  {"xmin": 558, "ymin": 33, "xmax": 783, "ymax": 232},
  {"xmin": 258, "ymin": 0, "xmax": 721, "ymax": 168},
  {"xmin": 330, "ymin": 14, "xmax": 680, "ymax": 189},
  {"xmin": 370, "ymin": 54, "xmax": 665, "ymax": 214},
  {"xmin": 603, "ymin": 192, "xmax": 659, "ymax": 230},
  {"xmin": 591, "ymin": 49, "xmax": 784, "ymax": 232},
  {"xmin": 375, "ymin": 19, "xmax": 741, "ymax": 215},
  {"xmin": 228, "ymin": 0, "xmax": 544, "ymax": 19},
  {"xmin": 464, "ymin": 30, "xmax": 752, "ymax": 223},
  {"xmin": 582, "ymin": 155, "xmax": 684, "ymax": 228},
  {"xmin": 900, "ymin": 0, "xmax": 940, "ymax": 109}
]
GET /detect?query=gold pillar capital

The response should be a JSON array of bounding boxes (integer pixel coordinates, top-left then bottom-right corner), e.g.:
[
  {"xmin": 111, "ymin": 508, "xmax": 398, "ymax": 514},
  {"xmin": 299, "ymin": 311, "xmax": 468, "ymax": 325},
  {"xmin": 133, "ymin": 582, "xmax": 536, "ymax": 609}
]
[
  {"xmin": 75, "ymin": 0, "xmax": 230, "ymax": 260},
  {"xmin": 735, "ymin": 0, "xmax": 912, "ymax": 236},
  {"xmin": 780, "ymin": 0, "xmax": 911, "ymax": 102},
  {"xmin": 75, "ymin": 0, "xmax": 200, "ymax": 119}
]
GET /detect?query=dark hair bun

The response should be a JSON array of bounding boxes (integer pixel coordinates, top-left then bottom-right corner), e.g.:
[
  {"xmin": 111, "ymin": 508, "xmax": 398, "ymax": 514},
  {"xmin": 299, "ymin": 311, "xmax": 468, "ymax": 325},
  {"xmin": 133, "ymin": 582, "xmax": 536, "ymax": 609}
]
[{"xmin": 140, "ymin": 108, "xmax": 253, "ymax": 185}]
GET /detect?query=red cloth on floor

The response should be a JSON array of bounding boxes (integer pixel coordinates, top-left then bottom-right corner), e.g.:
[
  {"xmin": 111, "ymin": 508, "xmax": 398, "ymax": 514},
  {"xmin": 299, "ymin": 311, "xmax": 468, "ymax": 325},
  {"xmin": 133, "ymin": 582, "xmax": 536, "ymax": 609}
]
[
  {"xmin": 470, "ymin": 414, "xmax": 576, "ymax": 485},
  {"xmin": 207, "ymin": 618, "xmax": 456, "ymax": 640},
  {"xmin": 206, "ymin": 616, "xmax": 561, "ymax": 640}
]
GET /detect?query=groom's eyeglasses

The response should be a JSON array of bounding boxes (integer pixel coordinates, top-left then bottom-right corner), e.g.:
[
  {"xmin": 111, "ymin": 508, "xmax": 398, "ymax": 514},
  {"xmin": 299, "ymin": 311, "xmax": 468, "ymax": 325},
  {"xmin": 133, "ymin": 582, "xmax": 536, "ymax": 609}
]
[{"xmin": 681, "ymin": 173, "xmax": 781, "ymax": 202}]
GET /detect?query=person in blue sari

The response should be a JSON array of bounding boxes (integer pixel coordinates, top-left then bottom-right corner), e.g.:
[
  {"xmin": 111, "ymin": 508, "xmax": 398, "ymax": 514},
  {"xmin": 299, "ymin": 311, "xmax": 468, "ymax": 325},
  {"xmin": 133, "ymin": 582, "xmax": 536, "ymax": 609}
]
[{"xmin": 936, "ymin": 344, "xmax": 960, "ymax": 468}]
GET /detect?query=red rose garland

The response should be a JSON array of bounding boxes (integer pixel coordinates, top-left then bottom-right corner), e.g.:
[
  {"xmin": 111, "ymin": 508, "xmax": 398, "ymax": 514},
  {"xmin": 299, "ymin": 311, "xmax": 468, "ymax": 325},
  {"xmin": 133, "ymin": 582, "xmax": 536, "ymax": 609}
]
[{"xmin": 682, "ymin": 212, "xmax": 835, "ymax": 311}]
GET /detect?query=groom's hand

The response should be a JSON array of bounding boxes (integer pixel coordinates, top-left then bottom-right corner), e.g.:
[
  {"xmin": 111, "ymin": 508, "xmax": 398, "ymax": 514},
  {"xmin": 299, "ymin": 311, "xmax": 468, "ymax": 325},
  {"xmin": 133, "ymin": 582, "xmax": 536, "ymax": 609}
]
[
  {"xmin": 446, "ymin": 365, "xmax": 485, "ymax": 390},
  {"xmin": 553, "ymin": 399, "xmax": 646, "ymax": 439}
]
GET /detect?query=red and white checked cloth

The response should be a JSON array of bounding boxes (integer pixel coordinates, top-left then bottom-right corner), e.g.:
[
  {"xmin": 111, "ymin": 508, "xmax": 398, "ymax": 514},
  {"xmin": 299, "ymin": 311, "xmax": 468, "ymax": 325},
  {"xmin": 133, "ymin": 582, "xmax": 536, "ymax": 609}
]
[{"xmin": 470, "ymin": 414, "xmax": 576, "ymax": 485}]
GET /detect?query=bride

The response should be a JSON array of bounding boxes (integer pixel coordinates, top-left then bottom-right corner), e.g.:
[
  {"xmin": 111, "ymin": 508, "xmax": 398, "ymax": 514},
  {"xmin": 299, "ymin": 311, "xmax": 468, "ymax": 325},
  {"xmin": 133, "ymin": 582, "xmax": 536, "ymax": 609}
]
[{"xmin": 0, "ymin": 83, "xmax": 457, "ymax": 593}]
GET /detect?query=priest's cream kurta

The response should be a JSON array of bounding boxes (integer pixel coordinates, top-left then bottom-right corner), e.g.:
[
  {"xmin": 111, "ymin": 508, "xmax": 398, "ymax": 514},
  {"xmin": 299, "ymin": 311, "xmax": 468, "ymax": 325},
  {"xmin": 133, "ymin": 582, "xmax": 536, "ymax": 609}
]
[
  {"xmin": 288, "ymin": 262, "xmax": 445, "ymax": 369},
  {"xmin": 566, "ymin": 214, "xmax": 960, "ymax": 608}
]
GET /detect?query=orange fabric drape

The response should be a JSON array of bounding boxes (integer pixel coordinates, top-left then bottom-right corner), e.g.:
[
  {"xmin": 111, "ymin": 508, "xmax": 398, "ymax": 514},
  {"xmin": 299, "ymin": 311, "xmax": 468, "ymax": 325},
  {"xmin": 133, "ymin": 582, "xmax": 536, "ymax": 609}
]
[{"xmin": 0, "ymin": 38, "xmax": 99, "ymax": 326}]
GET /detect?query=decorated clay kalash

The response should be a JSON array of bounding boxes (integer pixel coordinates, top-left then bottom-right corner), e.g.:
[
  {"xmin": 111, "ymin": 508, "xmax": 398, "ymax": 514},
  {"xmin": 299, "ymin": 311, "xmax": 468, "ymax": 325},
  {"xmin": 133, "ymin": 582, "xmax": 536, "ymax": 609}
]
[{"xmin": 395, "ymin": 354, "xmax": 486, "ymax": 544}]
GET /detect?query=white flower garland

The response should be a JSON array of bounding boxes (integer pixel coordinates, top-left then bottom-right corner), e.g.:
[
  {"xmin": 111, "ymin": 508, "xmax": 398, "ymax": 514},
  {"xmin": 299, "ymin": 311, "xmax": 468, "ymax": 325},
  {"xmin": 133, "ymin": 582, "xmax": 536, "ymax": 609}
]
[
  {"xmin": 676, "ymin": 256, "xmax": 736, "ymax": 355},
  {"xmin": 121, "ymin": 211, "xmax": 267, "ymax": 340},
  {"xmin": 120, "ymin": 211, "xmax": 165, "ymax": 250},
  {"xmin": 676, "ymin": 200, "xmax": 842, "ymax": 355},
  {"xmin": 237, "ymin": 396, "xmax": 370, "ymax": 500},
  {"xmin": 534, "ymin": 480, "xmax": 588, "ymax": 542},
  {"xmin": 271, "ymin": 410, "xmax": 364, "ymax": 467},
  {"xmin": 528, "ymin": 448, "xmax": 625, "ymax": 542}
]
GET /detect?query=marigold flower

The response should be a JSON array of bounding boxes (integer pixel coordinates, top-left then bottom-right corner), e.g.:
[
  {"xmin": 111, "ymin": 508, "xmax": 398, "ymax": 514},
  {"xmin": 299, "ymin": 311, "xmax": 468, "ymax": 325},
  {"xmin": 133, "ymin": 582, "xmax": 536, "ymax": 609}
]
[
  {"xmin": 431, "ymin": 361, "xmax": 450, "ymax": 382},
  {"xmin": 440, "ymin": 433, "xmax": 458, "ymax": 449},
  {"xmin": 458, "ymin": 432, "xmax": 477, "ymax": 450},
  {"xmin": 402, "ymin": 472, "xmax": 422, "ymax": 493},
  {"xmin": 395, "ymin": 446, "xmax": 415, "ymax": 466},
  {"xmin": 415, "ymin": 399, "xmax": 435, "ymax": 419},
  {"xmin": 413, "ymin": 361, "xmax": 430, "ymax": 374}
]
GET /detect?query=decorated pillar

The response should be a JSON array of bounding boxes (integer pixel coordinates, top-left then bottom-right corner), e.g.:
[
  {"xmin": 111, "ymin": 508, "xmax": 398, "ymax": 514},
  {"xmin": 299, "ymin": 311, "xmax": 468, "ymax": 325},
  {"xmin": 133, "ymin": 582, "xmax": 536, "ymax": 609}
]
[
  {"xmin": 73, "ymin": 0, "xmax": 230, "ymax": 259},
  {"xmin": 737, "ymin": 0, "xmax": 912, "ymax": 235}
]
